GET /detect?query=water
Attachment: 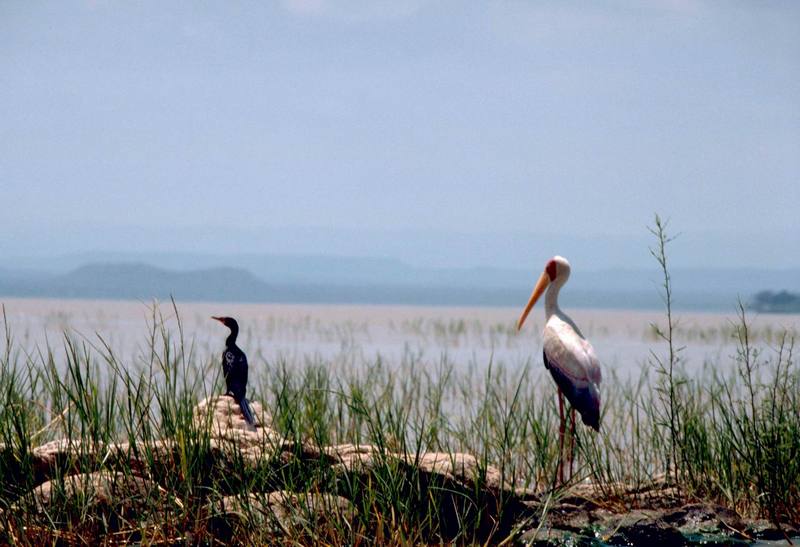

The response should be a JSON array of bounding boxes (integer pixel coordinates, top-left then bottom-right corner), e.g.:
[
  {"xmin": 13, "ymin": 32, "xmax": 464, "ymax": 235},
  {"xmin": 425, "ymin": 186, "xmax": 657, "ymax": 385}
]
[{"xmin": 2, "ymin": 297, "xmax": 798, "ymax": 381}]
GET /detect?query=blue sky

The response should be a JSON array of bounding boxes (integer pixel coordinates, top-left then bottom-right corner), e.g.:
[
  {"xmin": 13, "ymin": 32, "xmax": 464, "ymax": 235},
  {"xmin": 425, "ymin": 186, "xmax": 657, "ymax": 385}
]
[{"xmin": 1, "ymin": 1, "xmax": 798, "ymax": 269}]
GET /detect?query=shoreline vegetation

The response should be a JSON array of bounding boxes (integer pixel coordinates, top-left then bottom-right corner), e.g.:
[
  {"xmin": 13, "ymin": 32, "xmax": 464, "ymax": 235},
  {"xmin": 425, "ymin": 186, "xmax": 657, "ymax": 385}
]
[
  {"xmin": 751, "ymin": 291, "xmax": 800, "ymax": 314},
  {"xmin": 1, "ymin": 220, "xmax": 799, "ymax": 545}
]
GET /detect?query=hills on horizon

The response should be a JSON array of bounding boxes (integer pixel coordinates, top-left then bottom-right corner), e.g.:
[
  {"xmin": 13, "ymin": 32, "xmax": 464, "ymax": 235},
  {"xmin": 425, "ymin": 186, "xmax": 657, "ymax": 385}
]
[{"xmin": 2, "ymin": 254, "xmax": 799, "ymax": 312}]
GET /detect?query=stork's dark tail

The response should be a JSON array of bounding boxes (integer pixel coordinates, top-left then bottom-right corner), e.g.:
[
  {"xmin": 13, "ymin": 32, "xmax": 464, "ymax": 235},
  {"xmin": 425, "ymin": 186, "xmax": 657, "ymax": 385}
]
[{"xmin": 239, "ymin": 397, "xmax": 256, "ymax": 426}]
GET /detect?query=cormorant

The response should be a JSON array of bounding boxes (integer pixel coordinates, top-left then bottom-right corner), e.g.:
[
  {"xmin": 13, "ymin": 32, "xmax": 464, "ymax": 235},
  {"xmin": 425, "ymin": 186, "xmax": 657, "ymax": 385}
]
[{"xmin": 212, "ymin": 316, "xmax": 255, "ymax": 426}]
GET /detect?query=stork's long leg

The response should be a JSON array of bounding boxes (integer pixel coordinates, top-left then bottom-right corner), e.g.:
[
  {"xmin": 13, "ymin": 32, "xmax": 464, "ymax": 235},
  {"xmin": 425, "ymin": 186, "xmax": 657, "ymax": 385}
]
[
  {"xmin": 557, "ymin": 388, "xmax": 566, "ymax": 485},
  {"xmin": 568, "ymin": 408, "xmax": 576, "ymax": 480}
]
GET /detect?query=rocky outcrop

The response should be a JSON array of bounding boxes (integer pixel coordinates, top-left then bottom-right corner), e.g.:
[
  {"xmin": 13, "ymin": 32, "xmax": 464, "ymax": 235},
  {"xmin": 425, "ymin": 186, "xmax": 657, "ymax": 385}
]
[
  {"xmin": 209, "ymin": 490, "xmax": 355, "ymax": 542},
  {"xmin": 5, "ymin": 470, "xmax": 183, "ymax": 544},
  {"xmin": 29, "ymin": 471, "xmax": 159, "ymax": 512},
  {"xmin": 194, "ymin": 395, "xmax": 270, "ymax": 433},
  {"xmin": 518, "ymin": 500, "xmax": 798, "ymax": 546},
  {"xmin": 19, "ymin": 397, "xmax": 319, "ymax": 484},
  {"xmin": 323, "ymin": 443, "xmax": 529, "ymax": 497},
  {"xmin": 195, "ymin": 395, "xmax": 325, "ymax": 465},
  {"xmin": 3, "ymin": 396, "xmax": 796, "ymax": 545}
]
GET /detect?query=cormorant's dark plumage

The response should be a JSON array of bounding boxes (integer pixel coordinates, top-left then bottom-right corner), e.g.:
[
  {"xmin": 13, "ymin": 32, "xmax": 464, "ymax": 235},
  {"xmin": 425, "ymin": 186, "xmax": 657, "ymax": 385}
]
[{"xmin": 212, "ymin": 316, "xmax": 255, "ymax": 426}]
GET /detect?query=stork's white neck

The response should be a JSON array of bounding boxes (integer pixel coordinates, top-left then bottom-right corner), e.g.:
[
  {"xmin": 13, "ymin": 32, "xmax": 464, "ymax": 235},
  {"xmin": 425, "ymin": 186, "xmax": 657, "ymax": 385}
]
[{"xmin": 544, "ymin": 276, "xmax": 567, "ymax": 319}]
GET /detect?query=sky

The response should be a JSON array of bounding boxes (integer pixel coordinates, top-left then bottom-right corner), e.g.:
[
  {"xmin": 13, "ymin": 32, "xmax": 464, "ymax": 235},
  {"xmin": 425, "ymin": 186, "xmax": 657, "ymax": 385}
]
[{"xmin": 1, "ymin": 1, "xmax": 798, "ymax": 270}]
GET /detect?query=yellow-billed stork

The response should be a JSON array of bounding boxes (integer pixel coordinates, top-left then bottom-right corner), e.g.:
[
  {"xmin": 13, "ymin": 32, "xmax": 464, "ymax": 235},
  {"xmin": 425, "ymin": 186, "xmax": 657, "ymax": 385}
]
[{"xmin": 517, "ymin": 256, "xmax": 602, "ymax": 483}]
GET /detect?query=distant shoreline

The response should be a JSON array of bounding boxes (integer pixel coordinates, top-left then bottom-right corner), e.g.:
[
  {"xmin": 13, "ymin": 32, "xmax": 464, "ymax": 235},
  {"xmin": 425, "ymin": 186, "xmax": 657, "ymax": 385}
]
[
  {"xmin": 3, "ymin": 260, "xmax": 800, "ymax": 314},
  {"xmin": 3, "ymin": 295, "xmax": 799, "ymax": 322}
]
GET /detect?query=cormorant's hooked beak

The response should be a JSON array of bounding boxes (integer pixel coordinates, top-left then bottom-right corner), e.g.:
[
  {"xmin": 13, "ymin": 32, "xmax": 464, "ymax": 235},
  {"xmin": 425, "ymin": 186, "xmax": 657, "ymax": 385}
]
[
  {"xmin": 517, "ymin": 271, "xmax": 550, "ymax": 331},
  {"xmin": 211, "ymin": 316, "xmax": 225, "ymax": 323}
]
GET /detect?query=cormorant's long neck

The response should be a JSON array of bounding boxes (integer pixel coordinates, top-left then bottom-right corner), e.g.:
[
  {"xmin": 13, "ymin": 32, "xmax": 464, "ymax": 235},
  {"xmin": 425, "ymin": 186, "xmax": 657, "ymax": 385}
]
[{"xmin": 225, "ymin": 327, "xmax": 238, "ymax": 348}]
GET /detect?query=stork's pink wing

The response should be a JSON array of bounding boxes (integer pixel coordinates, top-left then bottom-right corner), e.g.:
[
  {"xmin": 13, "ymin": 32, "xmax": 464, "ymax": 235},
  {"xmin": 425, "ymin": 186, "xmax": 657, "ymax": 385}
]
[
  {"xmin": 543, "ymin": 319, "xmax": 603, "ymax": 430},
  {"xmin": 543, "ymin": 321, "xmax": 601, "ymax": 388},
  {"xmin": 581, "ymin": 338, "xmax": 602, "ymax": 386}
]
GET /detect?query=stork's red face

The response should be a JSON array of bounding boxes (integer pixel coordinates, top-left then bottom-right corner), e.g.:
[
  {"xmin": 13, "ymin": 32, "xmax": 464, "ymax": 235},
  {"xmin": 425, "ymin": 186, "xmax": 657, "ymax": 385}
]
[
  {"xmin": 516, "ymin": 256, "xmax": 570, "ymax": 331},
  {"xmin": 545, "ymin": 259, "xmax": 558, "ymax": 281}
]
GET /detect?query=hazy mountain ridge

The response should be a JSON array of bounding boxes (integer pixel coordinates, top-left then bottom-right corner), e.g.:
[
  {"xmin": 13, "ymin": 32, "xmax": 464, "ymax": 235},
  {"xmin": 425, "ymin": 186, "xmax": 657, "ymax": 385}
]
[
  {"xmin": 0, "ymin": 263, "xmax": 274, "ymax": 302},
  {"xmin": 1, "ymin": 257, "xmax": 798, "ymax": 311}
]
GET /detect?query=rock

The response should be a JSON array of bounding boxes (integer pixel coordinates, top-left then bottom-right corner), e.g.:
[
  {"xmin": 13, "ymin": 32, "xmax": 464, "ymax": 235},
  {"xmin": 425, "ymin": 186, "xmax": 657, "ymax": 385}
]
[
  {"xmin": 194, "ymin": 395, "xmax": 286, "ymax": 454},
  {"xmin": 544, "ymin": 503, "xmax": 597, "ymax": 532},
  {"xmin": 195, "ymin": 395, "xmax": 323, "ymax": 468},
  {"xmin": 29, "ymin": 471, "xmax": 152, "ymax": 509},
  {"xmin": 522, "ymin": 509, "xmax": 681, "ymax": 546},
  {"xmin": 325, "ymin": 444, "xmax": 519, "ymax": 503},
  {"xmin": 16, "ymin": 471, "xmax": 175, "ymax": 524},
  {"xmin": 27, "ymin": 438, "xmax": 111, "ymax": 484},
  {"xmin": 21, "ymin": 397, "xmax": 316, "ymax": 493},
  {"xmin": 194, "ymin": 395, "xmax": 270, "ymax": 432},
  {"xmin": 324, "ymin": 444, "xmax": 524, "ymax": 541},
  {"xmin": 607, "ymin": 516, "xmax": 688, "ymax": 546},
  {"xmin": 113, "ymin": 438, "xmax": 178, "ymax": 469},
  {"xmin": 8, "ymin": 470, "xmax": 183, "ymax": 543},
  {"xmin": 519, "ymin": 525, "xmax": 587, "ymax": 546},
  {"xmin": 324, "ymin": 443, "xmax": 378, "ymax": 470},
  {"xmin": 746, "ymin": 519, "xmax": 800, "ymax": 541},
  {"xmin": 662, "ymin": 502, "xmax": 746, "ymax": 536},
  {"xmin": 325, "ymin": 444, "xmax": 529, "ymax": 497},
  {"xmin": 31, "ymin": 438, "xmax": 86, "ymax": 466},
  {"xmin": 209, "ymin": 490, "xmax": 354, "ymax": 542},
  {"xmin": 26, "ymin": 438, "xmax": 180, "ymax": 486},
  {"xmin": 415, "ymin": 452, "xmax": 504, "ymax": 492}
]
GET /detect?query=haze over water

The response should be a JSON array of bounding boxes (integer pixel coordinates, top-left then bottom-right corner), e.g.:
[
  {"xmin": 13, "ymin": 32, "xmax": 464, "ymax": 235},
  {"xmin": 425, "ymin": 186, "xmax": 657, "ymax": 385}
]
[{"xmin": 4, "ymin": 298, "xmax": 798, "ymax": 382}]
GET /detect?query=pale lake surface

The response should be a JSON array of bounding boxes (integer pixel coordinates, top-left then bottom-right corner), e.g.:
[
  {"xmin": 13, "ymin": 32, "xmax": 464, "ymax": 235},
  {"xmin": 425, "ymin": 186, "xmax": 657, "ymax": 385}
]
[{"xmin": 2, "ymin": 297, "xmax": 798, "ymax": 381}]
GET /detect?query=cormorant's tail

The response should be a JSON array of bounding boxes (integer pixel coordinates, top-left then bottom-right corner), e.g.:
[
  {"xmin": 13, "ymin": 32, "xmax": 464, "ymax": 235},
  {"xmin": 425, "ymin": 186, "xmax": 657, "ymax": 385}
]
[{"xmin": 239, "ymin": 397, "xmax": 256, "ymax": 426}]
